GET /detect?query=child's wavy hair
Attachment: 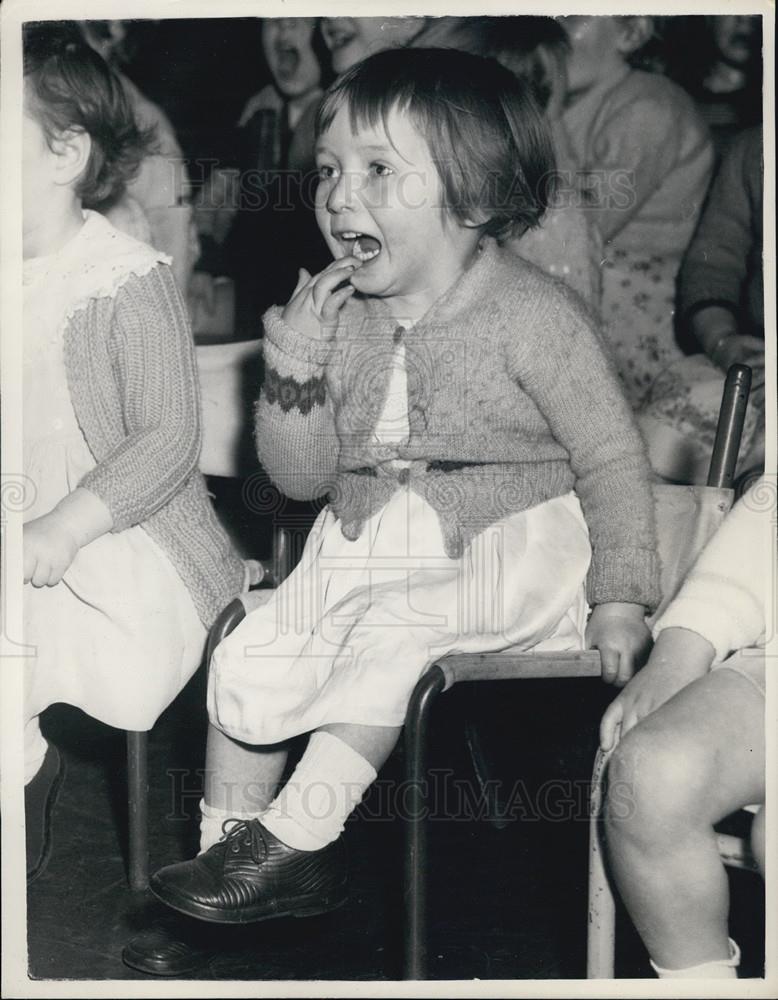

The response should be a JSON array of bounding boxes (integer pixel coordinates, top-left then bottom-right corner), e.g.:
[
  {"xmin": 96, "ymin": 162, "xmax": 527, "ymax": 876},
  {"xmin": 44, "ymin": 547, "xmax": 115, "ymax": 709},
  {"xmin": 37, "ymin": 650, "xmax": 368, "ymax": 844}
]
[
  {"xmin": 315, "ymin": 47, "xmax": 555, "ymax": 240},
  {"xmin": 23, "ymin": 21, "xmax": 155, "ymax": 205}
]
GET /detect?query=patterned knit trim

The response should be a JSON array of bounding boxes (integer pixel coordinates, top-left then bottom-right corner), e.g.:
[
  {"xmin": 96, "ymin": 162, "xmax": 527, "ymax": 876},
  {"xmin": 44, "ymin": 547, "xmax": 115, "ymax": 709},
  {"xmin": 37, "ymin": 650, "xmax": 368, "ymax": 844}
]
[{"xmin": 264, "ymin": 365, "xmax": 326, "ymax": 414}]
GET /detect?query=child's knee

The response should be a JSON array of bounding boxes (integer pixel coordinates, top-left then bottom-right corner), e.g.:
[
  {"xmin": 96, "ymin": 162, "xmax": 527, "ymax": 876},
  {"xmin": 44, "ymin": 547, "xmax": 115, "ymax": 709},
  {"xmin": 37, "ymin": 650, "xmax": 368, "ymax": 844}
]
[{"xmin": 605, "ymin": 725, "xmax": 710, "ymax": 844}]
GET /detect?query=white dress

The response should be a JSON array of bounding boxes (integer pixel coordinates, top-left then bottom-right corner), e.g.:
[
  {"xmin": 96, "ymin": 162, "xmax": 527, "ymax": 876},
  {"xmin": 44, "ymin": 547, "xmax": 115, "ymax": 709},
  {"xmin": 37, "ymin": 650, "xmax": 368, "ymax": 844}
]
[
  {"xmin": 23, "ymin": 213, "xmax": 206, "ymax": 732},
  {"xmin": 208, "ymin": 340, "xmax": 593, "ymax": 744}
]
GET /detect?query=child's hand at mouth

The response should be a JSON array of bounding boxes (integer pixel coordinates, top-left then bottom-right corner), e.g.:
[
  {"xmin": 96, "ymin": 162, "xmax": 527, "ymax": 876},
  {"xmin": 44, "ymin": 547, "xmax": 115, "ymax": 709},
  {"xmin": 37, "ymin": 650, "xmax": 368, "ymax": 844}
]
[{"xmin": 282, "ymin": 257, "xmax": 362, "ymax": 341}]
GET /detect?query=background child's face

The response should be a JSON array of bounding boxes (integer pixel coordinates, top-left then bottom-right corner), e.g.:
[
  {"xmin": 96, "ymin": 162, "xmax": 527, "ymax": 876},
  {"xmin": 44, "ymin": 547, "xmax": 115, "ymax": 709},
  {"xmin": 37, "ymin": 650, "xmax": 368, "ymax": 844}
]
[
  {"xmin": 22, "ymin": 102, "xmax": 58, "ymax": 234},
  {"xmin": 560, "ymin": 16, "xmax": 627, "ymax": 94},
  {"xmin": 321, "ymin": 17, "xmax": 422, "ymax": 75},
  {"xmin": 261, "ymin": 18, "xmax": 321, "ymax": 100},
  {"xmin": 711, "ymin": 15, "xmax": 759, "ymax": 68},
  {"xmin": 314, "ymin": 103, "xmax": 474, "ymax": 306}
]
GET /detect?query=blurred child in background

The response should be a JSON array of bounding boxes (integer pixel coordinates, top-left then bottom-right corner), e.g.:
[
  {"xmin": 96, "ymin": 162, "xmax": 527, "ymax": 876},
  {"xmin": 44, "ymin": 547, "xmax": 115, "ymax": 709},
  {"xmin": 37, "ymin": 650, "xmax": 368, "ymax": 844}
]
[{"xmin": 560, "ymin": 16, "xmax": 713, "ymax": 408}]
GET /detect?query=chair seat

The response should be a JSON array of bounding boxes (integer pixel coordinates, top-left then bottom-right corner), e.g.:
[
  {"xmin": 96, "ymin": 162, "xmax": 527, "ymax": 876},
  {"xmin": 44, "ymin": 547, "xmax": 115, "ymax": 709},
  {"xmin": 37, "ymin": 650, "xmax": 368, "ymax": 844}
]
[{"xmin": 438, "ymin": 649, "xmax": 601, "ymax": 689}]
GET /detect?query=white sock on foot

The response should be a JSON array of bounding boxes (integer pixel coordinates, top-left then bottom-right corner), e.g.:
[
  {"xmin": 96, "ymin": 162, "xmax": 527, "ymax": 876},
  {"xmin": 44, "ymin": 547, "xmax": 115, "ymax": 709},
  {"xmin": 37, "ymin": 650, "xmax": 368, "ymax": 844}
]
[
  {"xmin": 24, "ymin": 718, "xmax": 48, "ymax": 785},
  {"xmin": 651, "ymin": 938, "xmax": 740, "ymax": 978},
  {"xmin": 198, "ymin": 798, "xmax": 263, "ymax": 854},
  {"xmin": 261, "ymin": 732, "xmax": 377, "ymax": 852}
]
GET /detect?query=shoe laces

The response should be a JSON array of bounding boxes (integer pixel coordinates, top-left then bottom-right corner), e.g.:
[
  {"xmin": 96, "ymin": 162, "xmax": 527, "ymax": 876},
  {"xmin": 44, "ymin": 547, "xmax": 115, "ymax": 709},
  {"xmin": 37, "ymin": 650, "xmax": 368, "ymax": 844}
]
[{"xmin": 221, "ymin": 819, "xmax": 267, "ymax": 864}]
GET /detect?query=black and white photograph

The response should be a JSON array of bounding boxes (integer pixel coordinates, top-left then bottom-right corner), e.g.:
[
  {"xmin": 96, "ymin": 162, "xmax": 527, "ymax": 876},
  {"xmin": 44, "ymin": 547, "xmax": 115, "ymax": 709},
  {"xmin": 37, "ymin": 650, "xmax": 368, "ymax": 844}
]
[{"xmin": 1, "ymin": 0, "xmax": 775, "ymax": 993}]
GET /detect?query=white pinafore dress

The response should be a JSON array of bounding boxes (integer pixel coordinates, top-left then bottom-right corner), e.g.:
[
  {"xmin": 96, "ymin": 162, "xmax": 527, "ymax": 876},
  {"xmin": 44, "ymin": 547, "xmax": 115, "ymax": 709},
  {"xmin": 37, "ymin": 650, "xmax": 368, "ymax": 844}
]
[
  {"xmin": 208, "ymin": 338, "xmax": 593, "ymax": 744},
  {"xmin": 23, "ymin": 212, "xmax": 206, "ymax": 732}
]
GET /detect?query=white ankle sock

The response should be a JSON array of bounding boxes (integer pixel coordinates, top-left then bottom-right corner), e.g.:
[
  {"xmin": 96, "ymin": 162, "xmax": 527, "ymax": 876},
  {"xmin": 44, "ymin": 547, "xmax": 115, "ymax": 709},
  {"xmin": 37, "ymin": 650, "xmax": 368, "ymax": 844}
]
[
  {"xmin": 261, "ymin": 732, "xmax": 377, "ymax": 852},
  {"xmin": 198, "ymin": 798, "xmax": 263, "ymax": 854},
  {"xmin": 651, "ymin": 938, "xmax": 740, "ymax": 978},
  {"xmin": 24, "ymin": 718, "xmax": 48, "ymax": 785}
]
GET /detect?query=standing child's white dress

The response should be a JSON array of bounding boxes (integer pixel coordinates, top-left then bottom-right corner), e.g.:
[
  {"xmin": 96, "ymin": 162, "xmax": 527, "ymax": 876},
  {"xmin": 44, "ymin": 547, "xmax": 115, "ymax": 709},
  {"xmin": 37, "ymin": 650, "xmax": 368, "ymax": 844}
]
[
  {"xmin": 23, "ymin": 214, "xmax": 206, "ymax": 732},
  {"xmin": 208, "ymin": 338, "xmax": 593, "ymax": 745}
]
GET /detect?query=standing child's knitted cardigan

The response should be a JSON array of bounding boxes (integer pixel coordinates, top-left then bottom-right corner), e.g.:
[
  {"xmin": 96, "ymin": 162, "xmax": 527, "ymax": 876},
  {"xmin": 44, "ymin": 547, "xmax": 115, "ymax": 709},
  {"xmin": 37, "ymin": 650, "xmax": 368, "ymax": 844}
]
[{"xmin": 256, "ymin": 238, "xmax": 661, "ymax": 612}]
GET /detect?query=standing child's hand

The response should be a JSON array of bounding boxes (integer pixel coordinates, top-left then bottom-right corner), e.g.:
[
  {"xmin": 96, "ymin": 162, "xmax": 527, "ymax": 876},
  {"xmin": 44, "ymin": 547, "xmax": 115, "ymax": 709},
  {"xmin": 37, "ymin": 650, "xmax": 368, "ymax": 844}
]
[
  {"xmin": 585, "ymin": 602, "xmax": 652, "ymax": 687},
  {"xmin": 599, "ymin": 627, "xmax": 714, "ymax": 751},
  {"xmin": 24, "ymin": 513, "xmax": 80, "ymax": 587},
  {"xmin": 282, "ymin": 257, "xmax": 362, "ymax": 341}
]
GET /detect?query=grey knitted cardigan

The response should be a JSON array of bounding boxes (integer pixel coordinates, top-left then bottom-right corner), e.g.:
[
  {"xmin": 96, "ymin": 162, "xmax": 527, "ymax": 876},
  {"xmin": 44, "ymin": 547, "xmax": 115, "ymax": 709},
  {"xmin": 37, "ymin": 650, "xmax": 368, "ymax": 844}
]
[
  {"xmin": 256, "ymin": 239, "xmax": 661, "ymax": 611},
  {"xmin": 63, "ymin": 264, "xmax": 245, "ymax": 626}
]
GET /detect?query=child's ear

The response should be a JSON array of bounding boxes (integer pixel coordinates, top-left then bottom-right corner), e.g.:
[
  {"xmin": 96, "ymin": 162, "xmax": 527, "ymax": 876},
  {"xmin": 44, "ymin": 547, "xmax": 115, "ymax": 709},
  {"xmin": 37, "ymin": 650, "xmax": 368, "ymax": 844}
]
[
  {"xmin": 616, "ymin": 16, "xmax": 654, "ymax": 57},
  {"xmin": 51, "ymin": 129, "xmax": 91, "ymax": 189}
]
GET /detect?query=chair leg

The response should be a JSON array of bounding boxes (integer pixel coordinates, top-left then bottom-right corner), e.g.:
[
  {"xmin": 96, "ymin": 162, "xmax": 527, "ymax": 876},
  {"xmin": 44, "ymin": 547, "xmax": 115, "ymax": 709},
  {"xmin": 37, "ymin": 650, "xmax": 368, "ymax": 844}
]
[
  {"xmin": 127, "ymin": 730, "xmax": 149, "ymax": 891},
  {"xmin": 403, "ymin": 665, "xmax": 446, "ymax": 981},
  {"xmin": 587, "ymin": 748, "xmax": 616, "ymax": 978}
]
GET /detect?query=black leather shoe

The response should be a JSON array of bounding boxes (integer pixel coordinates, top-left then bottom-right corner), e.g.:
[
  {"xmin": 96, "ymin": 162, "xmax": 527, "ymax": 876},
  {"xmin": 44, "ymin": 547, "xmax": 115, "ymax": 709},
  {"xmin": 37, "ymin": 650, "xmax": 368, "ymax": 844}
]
[
  {"xmin": 150, "ymin": 819, "xmax": 347, "ymax": 924},
  {"xmin": 26, "ymin": 744, "xmax": 65, "ymax": 884},
  {"xmin": 122, "ymin": 918, "xmax": 214, "ymax": 977}
]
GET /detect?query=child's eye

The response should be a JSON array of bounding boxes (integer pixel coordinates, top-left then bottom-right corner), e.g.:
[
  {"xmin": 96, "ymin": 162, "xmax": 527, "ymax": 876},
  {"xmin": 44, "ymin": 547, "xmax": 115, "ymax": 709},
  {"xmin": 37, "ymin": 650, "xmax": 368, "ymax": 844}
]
[
  {"xmin": 369, "ymin": 162, "xmax": 394, "ymax": 178},
  {"xmin": 317, "ymin": 163, "xmax": 338, "ymax": 180}
]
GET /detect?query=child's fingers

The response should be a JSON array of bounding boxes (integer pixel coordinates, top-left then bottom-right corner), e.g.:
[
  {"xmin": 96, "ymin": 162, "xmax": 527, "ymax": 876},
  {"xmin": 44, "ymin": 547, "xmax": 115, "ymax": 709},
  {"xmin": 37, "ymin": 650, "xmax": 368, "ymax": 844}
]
[
  {"xmin": 320, "ymin": 255, "xmax": 361, "ymax": 274},
  {"xmin": 614, "ymin": 652, "xmax": 636, "ymax": 688},
  {"xmin": 599, "ymin": 700, "xmax": 623, "ymax": 751},
  {"xmin": 320, "ymin": 283, "xmax": 356, "ymax": 322},
  {"xmin": 292, "ymin": 268, "xmax": 312, "ymax": 296},
  {"xmin": 619, "ymin": 705, "xmax": 641, "ymax": 741},
  {"xmin": 311, "ymin": 264, "xmax": 359, "ymax": 315},
  {"xmin": 30, "ymin": 557, "xmax": 51, "ymax": 589},
  {"xmin": 599, "ymin": 647, "xmax": 621, "ymax": 685}
]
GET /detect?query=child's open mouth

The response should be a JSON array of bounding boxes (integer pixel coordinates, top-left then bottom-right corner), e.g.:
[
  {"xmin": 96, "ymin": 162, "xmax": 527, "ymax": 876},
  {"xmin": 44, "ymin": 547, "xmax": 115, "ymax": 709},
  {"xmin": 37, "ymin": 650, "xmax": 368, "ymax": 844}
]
[
  {"xmin": 337, "ymin": 231, "xmax": 382, "ymax": 263},
  {"xmin": 274, "ymin": 44, "xmax": 300, "ymax": 81}
]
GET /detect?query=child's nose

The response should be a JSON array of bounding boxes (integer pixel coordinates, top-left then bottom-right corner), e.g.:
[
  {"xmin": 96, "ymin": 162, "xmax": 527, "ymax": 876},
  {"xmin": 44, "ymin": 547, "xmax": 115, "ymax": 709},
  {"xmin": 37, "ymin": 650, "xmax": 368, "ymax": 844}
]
[{"xmin": 326, "ymin": 172, "xmax": 358, "ymax": 214}]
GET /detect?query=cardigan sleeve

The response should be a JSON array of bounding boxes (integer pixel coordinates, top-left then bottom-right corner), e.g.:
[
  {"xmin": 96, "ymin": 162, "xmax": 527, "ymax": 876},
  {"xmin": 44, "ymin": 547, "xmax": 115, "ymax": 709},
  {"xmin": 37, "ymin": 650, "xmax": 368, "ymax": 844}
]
[
  {"xmin": 78, "ymin": 265, "xmax": 203, "ymax": 531},
  {"xmin": 653, "ymin": 479, "xmax": 767, "ymax": 660},
  {"xmin": 587, "ymin": 95, "xmax": 686, "ymax": 243},
  {"xmin": 508, "ymin": 285, "xmax": 661, "ymax": 610},
  {"xmin": 254, "ymin": 306, "xmax": 341, "ymax": 500},
  {"xmin": 677, "ymin": 126, "xmax": 762, "ymax": 326}
]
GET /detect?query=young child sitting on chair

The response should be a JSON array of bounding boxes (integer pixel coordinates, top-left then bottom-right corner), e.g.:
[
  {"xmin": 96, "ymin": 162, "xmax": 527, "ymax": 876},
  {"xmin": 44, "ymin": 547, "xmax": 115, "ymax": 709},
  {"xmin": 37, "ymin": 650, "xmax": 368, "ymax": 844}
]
[
  {"xmin": 125, "ymin": 47, "xmax": 661, "ymax": 973},
  {"xmin": 600, "ymin": 476, "xmax": 770, "ymax": 978}
]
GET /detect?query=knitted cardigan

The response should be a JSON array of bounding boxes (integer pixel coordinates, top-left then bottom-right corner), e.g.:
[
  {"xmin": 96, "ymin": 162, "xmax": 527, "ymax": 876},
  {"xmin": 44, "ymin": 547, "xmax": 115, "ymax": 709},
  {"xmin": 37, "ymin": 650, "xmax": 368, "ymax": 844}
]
[
  {"xmin": 63, "ymin": 261, "xmax": 246, "ymax": 626},
  {"xmin": 256, "ymin": 239, "xmax": 661, "ymax": 611}
]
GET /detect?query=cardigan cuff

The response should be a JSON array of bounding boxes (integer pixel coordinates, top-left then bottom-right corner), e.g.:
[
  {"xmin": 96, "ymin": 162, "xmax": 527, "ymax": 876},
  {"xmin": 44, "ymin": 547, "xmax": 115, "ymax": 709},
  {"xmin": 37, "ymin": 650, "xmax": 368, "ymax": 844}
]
[
  {"xmin": 262, "ymin": 306, "xmax": 333, "ymax": 367},
  {"xmin": 77, "ymin": 471, "xmax": 137, "ymax": 532},
  {"xmin": 653, "ymin": 595, "xmax": 744, "ymax": 663},
  {"xmin": 680, "ymin": 298, "xmax": 739, "ymax": 331},
  {"xmin": 586, "ymin": 547, "xmax": 661, "ymax": 613}
]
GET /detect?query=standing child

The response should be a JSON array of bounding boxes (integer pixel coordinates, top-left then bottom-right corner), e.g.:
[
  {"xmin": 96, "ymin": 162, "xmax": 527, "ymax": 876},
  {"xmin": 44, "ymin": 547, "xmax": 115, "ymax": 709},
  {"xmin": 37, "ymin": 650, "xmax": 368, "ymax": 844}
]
[
  {"xmin": 137, "ymin": 48, "xmax": 660, "ymax": 953},
  {"xmin": 22, "ymin": 24, "xmax": 246, "ymax": 882},
  {"xmin": 561, "ymin": 16, "xmax": 714, "ymax": 408}
]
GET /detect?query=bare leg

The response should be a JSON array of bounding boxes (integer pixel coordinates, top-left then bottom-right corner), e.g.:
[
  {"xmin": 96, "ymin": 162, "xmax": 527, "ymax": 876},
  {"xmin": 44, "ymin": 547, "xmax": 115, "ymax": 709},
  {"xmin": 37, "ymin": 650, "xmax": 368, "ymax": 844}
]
[
  {"xmin": 318, "ymin": 722, "xmax": 401, "ymax": 771},
  {"xmin": 605, "ymin": 668, "xmax": 764, "ymax": 970},
  {"xmin": 203, "ymin": 722, "xmax": 288, "ymax": 814}
]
